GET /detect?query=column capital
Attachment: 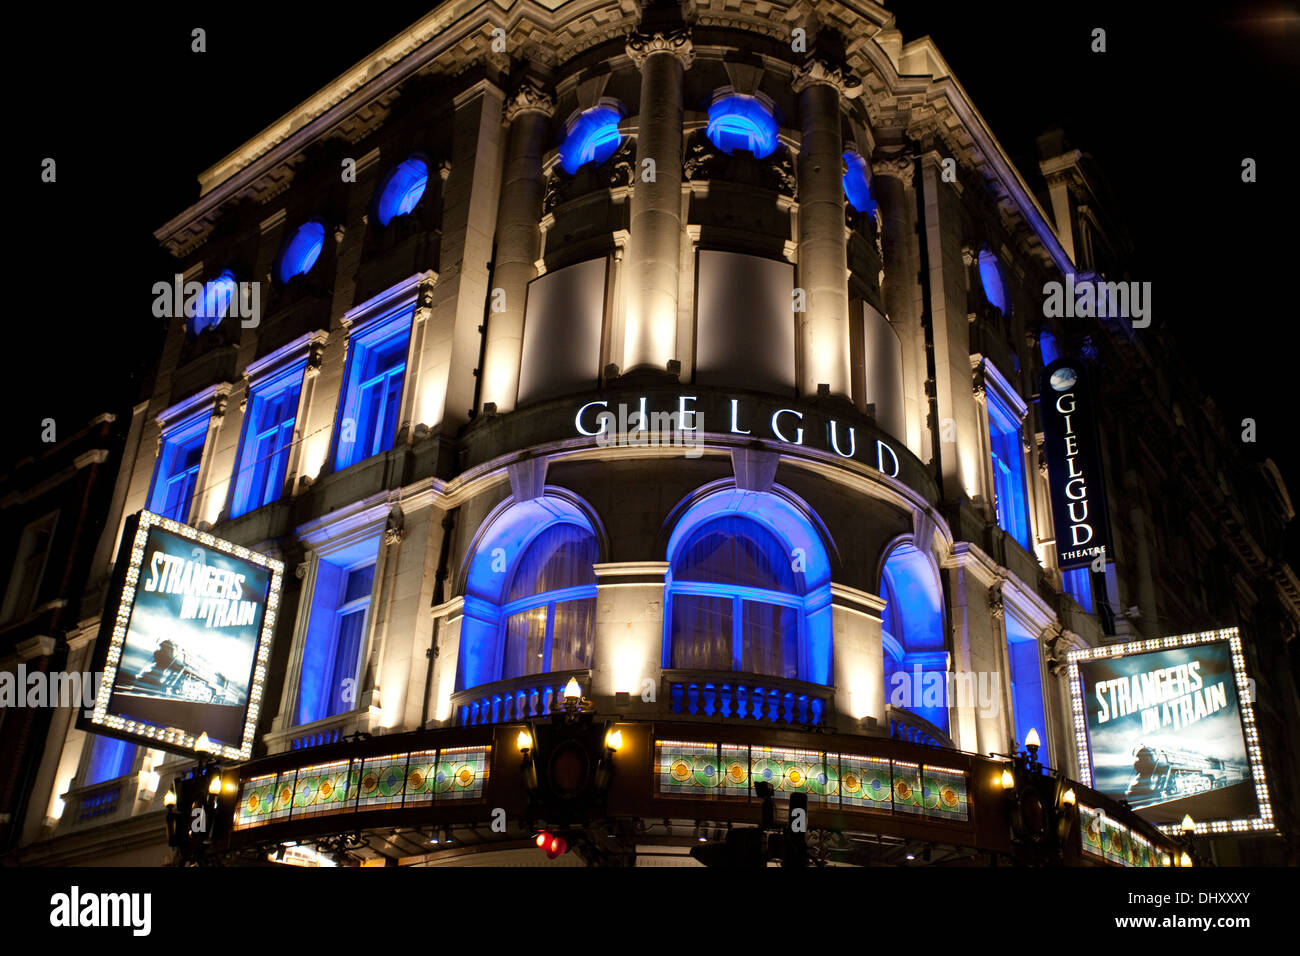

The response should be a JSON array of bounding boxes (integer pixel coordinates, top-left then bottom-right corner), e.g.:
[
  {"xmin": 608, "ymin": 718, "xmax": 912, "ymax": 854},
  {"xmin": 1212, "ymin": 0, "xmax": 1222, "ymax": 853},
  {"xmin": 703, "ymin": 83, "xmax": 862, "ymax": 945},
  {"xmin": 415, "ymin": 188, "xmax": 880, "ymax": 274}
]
[
  {"xmin": 503, "ymin": 79, "xmax": 555, "ymax": 124},
  {"xmin": 791, "ymin": 56, "xmax": 861, "ymax": 99},
  {"xmin": 871, "ymin": 154, "xmax": 914, "ymax": 189},
  {"xmin": 625, "ymin": 26, "xmax": 694, "ymax": 69}
]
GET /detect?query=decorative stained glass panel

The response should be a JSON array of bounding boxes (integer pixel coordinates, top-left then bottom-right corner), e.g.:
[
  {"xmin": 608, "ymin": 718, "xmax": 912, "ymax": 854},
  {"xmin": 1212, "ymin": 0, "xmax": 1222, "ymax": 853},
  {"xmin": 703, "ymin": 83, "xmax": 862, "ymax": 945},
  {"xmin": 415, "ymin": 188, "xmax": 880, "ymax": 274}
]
[
  {"xmin": 839, "ymin": 754, "xmax": 892, "ymax": 811},
  {"xmin": 1080, "ymin": 805, "xmax": 1105, "ymax": 860},
  {"xmin": 656, "ymin": 740, "xmax": 722, "ymax": 797},
  {"xmin": 922, "ymin": 765, "xmax": 969, "ymax": 822},
  {"xmin": 292, "ymin": 760, "xmax": 351, "ymax": 818},
  {"xmin": 720, "ymin": 745, "xmax": 749, "ymax": 792},
  {"xmin": 891, "ymin": 760, "xmax": 925, "ymax": 815},
  {"xmin": 440, "ymin": 745, "xmax": 490, "ymax": 800},
  {"xmin": 235, "ymin": 773, "xmax": 279, "ymax": 830},
  {"xmin": 357, "ymin": 754, "xmax": 410, "ymax": 811},
  {"xmin": 402, "ymin": 750, "xmax": 440, "ymax": 806}
]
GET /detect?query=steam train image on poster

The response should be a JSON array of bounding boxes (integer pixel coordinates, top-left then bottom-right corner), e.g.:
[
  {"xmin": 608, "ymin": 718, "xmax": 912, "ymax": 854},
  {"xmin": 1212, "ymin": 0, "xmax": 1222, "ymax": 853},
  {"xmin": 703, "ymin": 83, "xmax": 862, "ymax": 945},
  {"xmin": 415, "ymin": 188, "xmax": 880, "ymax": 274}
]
[
  {"xmin": 1124, "ymin": 742, "xmax": 1237, "ymax": 806},
  {"xmin": 117, "ymin": 638, "xmax": 241, "ymax": 705}
]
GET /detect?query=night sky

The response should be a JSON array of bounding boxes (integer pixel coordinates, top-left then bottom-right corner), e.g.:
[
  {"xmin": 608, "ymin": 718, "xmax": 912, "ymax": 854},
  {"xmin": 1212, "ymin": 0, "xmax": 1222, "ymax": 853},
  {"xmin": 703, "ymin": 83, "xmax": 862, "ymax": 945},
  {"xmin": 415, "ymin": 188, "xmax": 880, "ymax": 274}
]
[{"xmin": 11, "ymin": 2, "xmax": 1297, "ymax": 553}]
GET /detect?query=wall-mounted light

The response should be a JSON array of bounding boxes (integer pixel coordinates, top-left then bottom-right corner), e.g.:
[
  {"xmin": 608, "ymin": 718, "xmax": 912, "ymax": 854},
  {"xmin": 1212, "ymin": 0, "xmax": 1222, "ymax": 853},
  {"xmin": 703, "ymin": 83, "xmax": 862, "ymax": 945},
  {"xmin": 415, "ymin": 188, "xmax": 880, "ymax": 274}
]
[
  {"xmin": 605, "ymin": 729, "xmax": 623, "ymax": 753},
  {"xmin": 1000, "ymin": 769, "xmax": 1015, "ymax": 790},
  {"xmin": 208, "ymin": 775, "xmax": 223, "ymax": 796},
  {"xmin": 1061, "ymin": 788, "xmax": 1076, "ymax": 807},
  {"xmin": 137, "ymin": 770, "xmax": 160, "ymax": 802},
  {"xmin": 516, "ymin": 729, "xmax": 533, "ymax": 754}
]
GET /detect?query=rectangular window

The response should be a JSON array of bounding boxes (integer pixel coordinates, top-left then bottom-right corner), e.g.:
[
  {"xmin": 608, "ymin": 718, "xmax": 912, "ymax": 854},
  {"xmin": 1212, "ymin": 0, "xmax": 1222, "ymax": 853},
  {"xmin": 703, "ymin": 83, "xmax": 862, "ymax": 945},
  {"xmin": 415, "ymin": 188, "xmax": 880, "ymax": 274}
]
[
  {"xmin": 84, "ymin": 734, "xmax": 137, "ymax": 786},
  {"xmin": 334, "ymin": 309, "xmax": 412, "ymax": 471},
  {"xmin": 987, "ymin": 391, "xmax": 1030, "ymax": 549},
  {"xmin": 296, "ymin": 545, "xmax": 379, "ymax": 726},
  {"xmin": 1062, "ymin": 566, "xmax": 1094, "ymax": 613},
  {"xmin": 149, "ymin": 411, "xmax": 211, "ymax": 522},
  {"xmin": 1006, "ymin": 622, "xmax": 1048, "ymax": 762},
  {"xmin": 230, "ymin": 361, "xmax": 306, "ymax": 518},
  {"xmin": 1, "ymin": 511, "xmax": 58, "ymax": 622}
]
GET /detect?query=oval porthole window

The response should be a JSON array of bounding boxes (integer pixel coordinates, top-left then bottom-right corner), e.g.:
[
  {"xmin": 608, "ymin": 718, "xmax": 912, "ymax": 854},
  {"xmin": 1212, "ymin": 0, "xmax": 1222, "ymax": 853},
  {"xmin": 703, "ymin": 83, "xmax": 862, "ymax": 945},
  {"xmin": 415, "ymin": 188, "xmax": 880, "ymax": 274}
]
[
  {"xmin": 377, "ymin": 157, "xmax": 429, "ymax": 225},
  {"xmin": 978, "ymin": 249, "xmax": 1008, "ymax": 314},
  {"xmin": 279, "ymin": 221, "xmax": 326, "ymax": 284},
  {"xmin": 558, "ymin": 105, "xmax": 622, "ymax": 174},
  {"xmin": 189, "ymin": 269, "xmax": 237, "ymax": 336},
  {"xmin": 842, "ymin": 150, "xmax": 875, "ymax": 215},
  {"xmin": 706, "ymin": 93, "xmax": 778, "ymax": 159}
]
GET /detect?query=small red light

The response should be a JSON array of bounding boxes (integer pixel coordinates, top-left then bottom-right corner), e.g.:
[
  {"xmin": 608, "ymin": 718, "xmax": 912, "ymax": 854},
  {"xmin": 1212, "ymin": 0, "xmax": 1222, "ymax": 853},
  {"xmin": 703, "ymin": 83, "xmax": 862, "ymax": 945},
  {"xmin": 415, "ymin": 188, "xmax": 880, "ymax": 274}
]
[
  {"xmin": 545, "ymin": 835, "xmax": 568, "ymax": 859},
  {"xmin": 535, "ymin": 832, "xmax": 548, "ymax": 848}
]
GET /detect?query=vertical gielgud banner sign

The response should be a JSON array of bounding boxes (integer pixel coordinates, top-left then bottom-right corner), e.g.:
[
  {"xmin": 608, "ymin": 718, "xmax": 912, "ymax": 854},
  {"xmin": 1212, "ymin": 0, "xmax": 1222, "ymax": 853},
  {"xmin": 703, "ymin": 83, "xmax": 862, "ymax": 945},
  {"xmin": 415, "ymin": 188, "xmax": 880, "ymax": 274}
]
[{"xmin": 1040, "ymin": 358, "xmax": 1114, "ymax": 570}]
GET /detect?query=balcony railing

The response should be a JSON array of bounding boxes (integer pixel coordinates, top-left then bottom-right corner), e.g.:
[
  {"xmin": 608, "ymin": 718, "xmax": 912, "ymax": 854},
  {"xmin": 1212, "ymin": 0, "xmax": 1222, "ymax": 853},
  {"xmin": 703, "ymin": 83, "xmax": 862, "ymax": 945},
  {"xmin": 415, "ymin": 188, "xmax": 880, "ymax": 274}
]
[
  {"xmin": 451, "ymin": 670, "xmax": 591, "ymax": 727},
  {"xmin": 662, "ymin": 671, "xmax": 831, "ymax": 728},
  {"xmin": 887, "ymin": 706, "xmax": 954, "ymax": 749}
]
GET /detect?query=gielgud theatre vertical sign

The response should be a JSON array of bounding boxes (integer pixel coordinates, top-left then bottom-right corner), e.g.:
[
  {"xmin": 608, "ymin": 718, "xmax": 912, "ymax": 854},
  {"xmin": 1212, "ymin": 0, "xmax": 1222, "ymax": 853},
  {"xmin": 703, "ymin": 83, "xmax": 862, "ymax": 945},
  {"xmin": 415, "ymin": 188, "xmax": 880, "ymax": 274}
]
[
  {"xmin": 1040, "ymin": 359, "xmax": 1113, "ymax": 569},
  {"xmin": 80, "ymin": 511, "xmax": 284, "ymax": 761},
  {"xmin": 1067, "ymin": 629, "xmax": 1273, "ymax": 832}
]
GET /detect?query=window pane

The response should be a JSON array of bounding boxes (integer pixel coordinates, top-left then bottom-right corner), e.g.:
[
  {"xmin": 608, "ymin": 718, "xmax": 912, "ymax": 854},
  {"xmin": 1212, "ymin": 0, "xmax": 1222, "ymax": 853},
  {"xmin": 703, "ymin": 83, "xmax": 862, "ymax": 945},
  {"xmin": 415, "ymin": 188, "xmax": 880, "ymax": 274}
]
[
  {"xmin": 740, "ymin": 601, "xmax": 798, "ymax": 679},
  {"xmin": 550, "ymin": 597, "xmax": 595, "ymax": 671},
  {"xmin": 669, "ymin": 594, "xmax": 732, "ymax": 670},
  {"xmin": 507, "ymin": 524, "xmax": 598, "ymax": 602},
  {"xmin": 85, "ymin": 734, "xmax": 136, "ymax": 785},
  {"xmin": 672, "ymin": 516, "xmax": 796, "ymax": 591},
  {"xmin": 343, "ymin": 565, "xmax": 375, "ymax": 605},
  {"xmin": 503, "ymin": 605, "xmax": 548, "ymax": 678},
  {"xmin": 326, "ymin": 607, "xmax": 367, "ymax": 718}
]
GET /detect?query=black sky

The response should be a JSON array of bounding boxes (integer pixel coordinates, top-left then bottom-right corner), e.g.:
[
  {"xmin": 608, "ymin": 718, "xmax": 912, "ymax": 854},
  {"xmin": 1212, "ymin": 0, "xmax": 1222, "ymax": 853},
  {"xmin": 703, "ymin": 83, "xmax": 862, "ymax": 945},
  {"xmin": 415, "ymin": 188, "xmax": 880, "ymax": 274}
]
[{"xmin": 10, "ymin": 1, "xmax": 1298, "ymax": 547}]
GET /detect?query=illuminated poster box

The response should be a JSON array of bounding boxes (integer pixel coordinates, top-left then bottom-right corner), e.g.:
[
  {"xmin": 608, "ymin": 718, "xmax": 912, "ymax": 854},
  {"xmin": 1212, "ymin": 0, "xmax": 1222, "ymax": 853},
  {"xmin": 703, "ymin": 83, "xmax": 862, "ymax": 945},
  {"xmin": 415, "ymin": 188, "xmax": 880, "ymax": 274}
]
[
  {"xmin": 1067, "ymin": 628, "xmax": 1273, "ymax": 835},
  {"xmin": 80, "ymin": 511, "xmax": 284, "ymax": 761}
]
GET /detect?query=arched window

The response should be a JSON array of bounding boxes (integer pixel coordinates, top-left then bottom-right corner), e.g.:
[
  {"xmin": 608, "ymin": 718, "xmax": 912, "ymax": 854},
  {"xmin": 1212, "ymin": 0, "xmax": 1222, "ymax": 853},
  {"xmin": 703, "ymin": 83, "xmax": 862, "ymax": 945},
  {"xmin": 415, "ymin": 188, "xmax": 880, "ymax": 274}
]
[
  {"xmin": 189, "ymin": 269, "xmax": 236, "ymax": 336},
  {"xmin": 376, "ymin": 157, "xmax": 429, "ymax": 225},
  {"xmin": 278, "ymin": 221, "xmax": 326, "ymax": 284},
  {"xmin": 842, "ymin": 150, "xmax": 875, "ymax": 216},
  {"xmin": 500, "ymin": 523, "xmax": 597, "ymax": 678},
  {"xmin": 978, "ymin": 249, "xmax": 1008, "ymax": 314},
  {"xmin": 457, "ymin": 496, "xmax": 601, "ymax": 691},
  {"xmin": 663, "ymin": 489, "xmax": 832, "ymax": 684},
  {"xmin": 558, "ymin": 105, "xmax": 622, "ymax": 174},
  {"xmin": 706, "ymin": 93, "xmax": 778, "ymax": 159},
  {"xmin": 880, "ymin": 541, "xmax": 948, "ymax": 733}
]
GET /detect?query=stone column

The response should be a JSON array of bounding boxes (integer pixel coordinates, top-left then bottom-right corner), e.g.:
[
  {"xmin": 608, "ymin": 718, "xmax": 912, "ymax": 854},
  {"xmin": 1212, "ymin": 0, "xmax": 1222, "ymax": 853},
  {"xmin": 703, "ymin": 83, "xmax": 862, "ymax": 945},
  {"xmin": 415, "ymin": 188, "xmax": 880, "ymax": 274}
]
[
  {"xmin": 793, "ymin": 58, "xmax": 860, "ymax": 399},
  {"xmin": 829, "ymin": 583, "xmax": 888, "ymax": 733},
  {"xmin": 622, "ymin": 27, "xmax": 693, "ymax": 374},
  {"xmin": 590, "ymin": 562, "xmax": 669, "ymax": 717},
  {"xmin": 481, "ymin": 81, "xmax": 553, "ymax": 413}
]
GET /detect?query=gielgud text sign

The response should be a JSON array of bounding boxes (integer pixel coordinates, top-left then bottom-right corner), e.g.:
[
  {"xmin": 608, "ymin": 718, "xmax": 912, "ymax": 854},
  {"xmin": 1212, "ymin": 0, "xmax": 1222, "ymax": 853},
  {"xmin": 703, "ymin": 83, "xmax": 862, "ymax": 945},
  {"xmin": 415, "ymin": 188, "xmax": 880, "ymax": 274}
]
[
  {"xmin": 1068, "ymin": 629, "xmax": 1271, "ymax": 832},
  {"xmin": 1040, "ymin": 359, "xmax": 1113, "ymax": 570},
  {"xmin": 80, "ymin": 511, "xmax": 284, "ymax": 761}
]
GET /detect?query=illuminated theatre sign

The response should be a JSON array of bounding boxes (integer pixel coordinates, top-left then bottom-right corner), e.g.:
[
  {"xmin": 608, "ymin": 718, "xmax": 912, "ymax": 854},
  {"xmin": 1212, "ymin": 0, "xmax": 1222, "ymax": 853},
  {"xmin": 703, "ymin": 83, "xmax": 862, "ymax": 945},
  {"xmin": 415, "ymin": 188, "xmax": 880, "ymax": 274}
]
[
  {"xmin": 1067, "ymin": 628, "xmax": 1272, "ymax": 833},
  {"xmin": 81, "ymin": 510, "xmax": 284, "ymax": 761},
  {"xmin": 573, "ymin": 393, "xmax": 902, "ymax": 477},
  {"xmin": 1040, "ymin": 359, "xmax": 1113, "ymax": 569}
]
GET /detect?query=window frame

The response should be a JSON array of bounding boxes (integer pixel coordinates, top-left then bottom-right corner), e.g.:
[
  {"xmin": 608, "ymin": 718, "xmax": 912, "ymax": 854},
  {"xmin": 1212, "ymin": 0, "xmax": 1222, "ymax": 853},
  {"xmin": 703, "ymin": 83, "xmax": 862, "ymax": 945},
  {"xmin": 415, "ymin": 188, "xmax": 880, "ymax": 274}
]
[
  {"xmin": 147, "ymin": 405, "xmax": 213, "ymax": 524},
  {"xmin": 331, "ymin": 303, "xmax": 415, "ymax": 473},
  {"xmin": 229, "ymin": 358, "xmax": 308, "ymax": 518},
  {"xmin": 980, "ymin": 361, "xmax": 1033, "ymax": 552}
]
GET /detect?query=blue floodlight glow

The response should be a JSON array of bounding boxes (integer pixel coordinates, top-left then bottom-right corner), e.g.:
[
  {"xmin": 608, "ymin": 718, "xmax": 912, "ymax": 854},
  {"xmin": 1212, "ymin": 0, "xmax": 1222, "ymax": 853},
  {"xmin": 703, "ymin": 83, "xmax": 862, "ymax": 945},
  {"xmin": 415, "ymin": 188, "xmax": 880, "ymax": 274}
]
[
  {"xmin": 978, "ymin": 250, "xmax": 1008, "ymax": 314},
  {"xmin": 880, "ymin": 542, "xmax": 949, "ymax": 733},
  {"xmin": 559, "ymin": 106, "xmax": 622, "ymax": 174},
  {"xmin": 1039, "ymin": 329, "xmax": 1060, "ymax": 366},
  {"xmin": 278, "ymin": 221, "xmax": 326, "ymax": 284},
  {"xmin": 189, "ymin": 269, "xmax": 237, "ymax": 335},
  {"xmin": 706, "ymin": 94, "xmax": 778, "ymax": 159},
  {"xmin": 842, "ymin": 151, "xmax": 876, "ymax": 216},
  {"xmin": 377, "ymin": 158, "xmax": 429, "ymax": 225}
]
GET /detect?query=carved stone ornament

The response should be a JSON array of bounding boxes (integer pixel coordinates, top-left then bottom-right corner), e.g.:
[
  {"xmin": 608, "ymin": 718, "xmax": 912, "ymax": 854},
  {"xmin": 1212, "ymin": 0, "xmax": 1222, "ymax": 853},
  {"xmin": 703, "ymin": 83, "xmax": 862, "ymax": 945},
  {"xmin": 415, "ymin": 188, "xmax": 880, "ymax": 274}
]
[
  {"xmin": 504, "ymin": 79, "xmax": 555, "ymax": 124},
  {"xmin": 988, "ymin": 582, "xmax": 1005, "ymax": 621},
  {"xmin": 306, "ymin": 337, "xmax": 326, "ymax": 374},
  {"xmin": 971, "ymin": 364, "xmax": 987, "ymax": 400},
  {"xmin": 295, "ymin": 561, "xmax": 310, "ymax": 580},
  {"xmin": 384, "ymin": 507, "xmax": 406, "ymax": 546},
  {"xmin": 791, "ymin": 57, "xmax": 862, "ymax": 99},
  {"xmin": 625, "ymin": 27, "xmax": 694, "ymax": 69},
  {"xmin": 871, "ymin": 155, "xmax": 914, "ymax": 189},
  {"xmin": 607, "ymin": 137, "xmax": 636, "ymax": 187}
]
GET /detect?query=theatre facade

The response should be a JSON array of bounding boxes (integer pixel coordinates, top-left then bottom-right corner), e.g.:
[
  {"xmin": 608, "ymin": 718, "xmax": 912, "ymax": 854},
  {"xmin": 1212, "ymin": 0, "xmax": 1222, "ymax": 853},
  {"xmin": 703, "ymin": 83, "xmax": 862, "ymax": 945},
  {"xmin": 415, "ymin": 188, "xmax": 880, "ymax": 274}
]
[{"xmin": 8, "ymin": 0, "xmax": 1297, "ymax": 866}]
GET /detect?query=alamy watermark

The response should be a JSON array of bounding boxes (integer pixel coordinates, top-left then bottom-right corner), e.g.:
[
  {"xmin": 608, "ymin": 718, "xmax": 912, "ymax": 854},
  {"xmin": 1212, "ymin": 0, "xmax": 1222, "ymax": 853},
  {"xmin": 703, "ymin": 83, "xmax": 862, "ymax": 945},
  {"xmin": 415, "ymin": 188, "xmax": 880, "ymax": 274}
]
[
  {"xmin": 1043, "ymin": 273, "xmax": 1150, "ymax": 328},
  {"xmin": 584, "ymin": 399, "xmax": 704, "ymax": 458},
  {"xmin": 889, "ymin": 666, "xmax": 1000, "ymax": 718},
  {"xmin": 0, "ymin": 667, "xmax": 100, "ymax": 713},
  {"xmin": 152, "ymin": 273, "xmax": 261, "ymax": 328}
]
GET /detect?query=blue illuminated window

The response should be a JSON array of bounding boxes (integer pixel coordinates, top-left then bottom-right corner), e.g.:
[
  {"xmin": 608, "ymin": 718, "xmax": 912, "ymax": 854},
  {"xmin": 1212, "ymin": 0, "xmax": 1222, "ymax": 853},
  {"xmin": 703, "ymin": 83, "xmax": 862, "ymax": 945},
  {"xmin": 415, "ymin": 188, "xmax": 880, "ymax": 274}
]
[
  {"xmin": 148, "ymin": 410, "xmax": 211, "ymax": 522},
  {"xmin": 880, "ymin": 543, "xmax": 948, "ymax": 733},
  {"xmin": 501, "ymin": 524, "xmax": 598, "ymax": 679},
  {"xmin": 377, "ymin": 158, "xmax": 429, "ymax": 225},
  {"xmin": 85, "ymin": 734, "xmax": 136, "ymax": 785},
  {"xmin": 278, "ymin": 221, "xmax": 326, "ymax": 284},
  {"xmin": 189, "ymin": 270, "xmax": 237, "ymax": 336},
  {"xmin": 842, "ymin": 151, "xmax": 875, "ymax": 216},
  {"xmin": 1039, "ymin": 329, "xmax": 1060, "ymax": 366},
  {"xmin": 978, "ymin": 250, "xmax": 1008, "ymax": 314},
  {"xmin": 706, "ymin": 94, "xmax": 778, "ymax": 159},
  {"xmin": 296, "ymin": 543, "xmax": 378, "ymax": 726},
  {"xmin": 987, "ymin": 390, "xmax": 1031, "ymax": 549},
  {"xmin": 1006, "ymin": 617, "xmax": 1048, "ymax": 761},
  {"xmin": 667, "ymin": 516, "xmax": 802, "ymax": 680},
  {"xmin": 333, "ymin": 309, "xmax": 412, "ymax": 471},
  {"xmin": 559, "ymin": 106, "xmax": 623, "ymax": 174},
  {"xmin": 1062, "ymin": 566, "xmax": 1094, "ymax": 613},
  {"xmin": 230, "ymin": 361, "xmax": 306, "ymax": 518}
]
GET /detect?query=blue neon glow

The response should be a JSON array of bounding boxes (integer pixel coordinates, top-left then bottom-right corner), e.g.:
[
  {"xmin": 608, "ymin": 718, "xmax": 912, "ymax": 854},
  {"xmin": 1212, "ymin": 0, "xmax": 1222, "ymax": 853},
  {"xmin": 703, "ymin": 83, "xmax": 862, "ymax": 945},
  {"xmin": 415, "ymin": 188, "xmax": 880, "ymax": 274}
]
[
  {"xmin": 189, "ymin": 269, "xmax": 237, "ymax": 335},
  {"xmin": 1006, "ymin": 616, "xmax": 1048, "ymax": 760},
  {"xmin": 377, "ymin": 158, "xmax": 429, "ymax": 225},
  {"xmin": 663, "ymin": 488, "xmax": 831, "ymax": 685},
  {"xmin": 1039, "ymin": 329, "xmax": 1060, "ymax": 366},
  {"xmin": 881, "ymin": 542, "xmax": 948, "ymax": 732},
  {"xmin": 978, "ymin": 250, "xmax": 1008, "ymax": 314},
  {"xmin": 148, "ymin": 410, "xmax": 211, "ymax": 522},
  {"xmin": 230, "ymin": 361, "xmax": 306, "ymax": 518},
  {"xmin": 706, "ymin": 94, "xmax": 778, "ymax": 159},
  {"xmin": 842, "ymin": 151, "xmax": 876, "ymax": 216},
  {"xmin": 458, "ymin": 497, "xmax": 600, "ymax": 690},
  {"xmin": 278, "ymin": 221, "xmax": 326, "ymax": 284},
  {"xmin": 85, "ymin": 734, "xmax": 136, "ymax": 785},
  {"xmin": 559, "ymin": 106, "xmax": 622, "ymax": 174},
  {"xmin": 333, "ymin": 309, "xmax": 412, "ymax": 471},
  {"xmin": 296, "ymin": 536, "xmax": 379, "ymax": 726},
  {"xmin": 987, "ymin": 389, "xmax": 1031, "ymax": 549}
]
